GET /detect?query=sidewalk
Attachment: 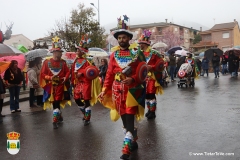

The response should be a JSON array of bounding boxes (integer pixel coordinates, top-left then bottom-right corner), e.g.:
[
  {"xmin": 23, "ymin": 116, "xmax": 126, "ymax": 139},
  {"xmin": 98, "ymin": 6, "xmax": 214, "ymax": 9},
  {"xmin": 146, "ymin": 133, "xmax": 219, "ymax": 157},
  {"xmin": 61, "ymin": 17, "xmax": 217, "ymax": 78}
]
[
  {"xmin": 2, "ymin": 99, "xmax": 43, "ymax": 116},
  {"xmin": 3, "ymin": 89, "xmax": 30, "ymax": 106}
]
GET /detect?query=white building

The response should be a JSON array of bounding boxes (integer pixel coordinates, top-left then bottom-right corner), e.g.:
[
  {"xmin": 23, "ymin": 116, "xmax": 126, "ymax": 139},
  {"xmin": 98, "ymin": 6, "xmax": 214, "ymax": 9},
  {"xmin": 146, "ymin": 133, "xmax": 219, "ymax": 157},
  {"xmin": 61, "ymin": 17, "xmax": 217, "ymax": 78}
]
[{"xmin": 3, "ymin": 34, "xmax": 33, "ymax": 50}]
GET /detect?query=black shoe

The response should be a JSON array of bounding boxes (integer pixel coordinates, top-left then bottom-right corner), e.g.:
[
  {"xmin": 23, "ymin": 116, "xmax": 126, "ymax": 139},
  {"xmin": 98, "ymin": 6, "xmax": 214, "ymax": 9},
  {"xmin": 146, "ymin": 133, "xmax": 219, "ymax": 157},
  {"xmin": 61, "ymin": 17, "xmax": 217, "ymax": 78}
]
[
  {"xmin": 53, "ymin": 122, "xmax": 58, "ymax": 129},
  {"xmin": 130, "ymin": 142, "xmax": 138, "ymax": 151},
  {"xmin": 120, "ymin": 154, "xmax": 130, "ymax": 160},
  {"xmin": 30, "ymin": 104, "xmax": 38, "ymax": 108},
  {"xmin": 58, "ymin": 117, "xmax": 63, "ymax": 123},
  {"xmin": 145, "ymin": 110, "xmax": 150, "ymax": 117},
  {"xmin": 0, "ymin": 114, "xmax": 5, "ymax": 117},
  {"xmin": 84, "ymin": 120, "xmax": 90, "ymax": 126},
  {"xmin": 147, "ymin": 112, "xmax": 156, "ymax": 120}
]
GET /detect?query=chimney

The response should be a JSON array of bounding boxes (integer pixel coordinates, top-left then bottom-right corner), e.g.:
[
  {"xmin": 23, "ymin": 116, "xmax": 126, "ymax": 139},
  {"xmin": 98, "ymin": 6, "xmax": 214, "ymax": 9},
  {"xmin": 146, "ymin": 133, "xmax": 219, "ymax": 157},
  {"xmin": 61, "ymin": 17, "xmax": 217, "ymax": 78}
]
[
  {"xmin": 234, "ymin": 19, "xmax": 236, "ymax": 23},
  {"xmin": 51, "ymin": 33, "xmax": 53, "ymax": 36},
  {"xmin": 200, "ymin": 27, "xmax": 202, "ymax": 32},
  {"xmin": 165, "ymin": 19, "xmax": 168, "ymax": 23}
]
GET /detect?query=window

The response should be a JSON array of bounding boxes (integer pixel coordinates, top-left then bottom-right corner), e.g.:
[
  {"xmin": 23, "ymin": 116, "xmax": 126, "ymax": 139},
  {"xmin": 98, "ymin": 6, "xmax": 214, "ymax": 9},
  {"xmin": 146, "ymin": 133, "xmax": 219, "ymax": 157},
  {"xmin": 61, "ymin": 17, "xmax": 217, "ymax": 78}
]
[
  {"xmin": 152, "ymin": 29, "xmax": 155, "ymax": 33},
  {"xmin": 222, "ymin": 32, "xmax": 229, "ymax": 38},
  {"xmin": 175, "ymin": 28, "xmax": 178, "ymax": 32},
  {"xmin": 185, "ymin": 30, "xmax": 188, "ymax": 34},
  {"xmin": 185, "ymin": 39, "xmax": 188, "ymax": 43}
]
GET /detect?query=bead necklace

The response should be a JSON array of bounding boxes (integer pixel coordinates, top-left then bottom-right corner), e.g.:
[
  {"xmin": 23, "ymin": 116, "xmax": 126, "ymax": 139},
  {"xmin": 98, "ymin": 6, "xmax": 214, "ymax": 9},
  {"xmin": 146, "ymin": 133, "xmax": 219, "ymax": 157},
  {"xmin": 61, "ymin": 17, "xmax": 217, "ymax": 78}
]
[{"xmin": 114, "ymin": 49, "xmax": 137, "ymax": 68}]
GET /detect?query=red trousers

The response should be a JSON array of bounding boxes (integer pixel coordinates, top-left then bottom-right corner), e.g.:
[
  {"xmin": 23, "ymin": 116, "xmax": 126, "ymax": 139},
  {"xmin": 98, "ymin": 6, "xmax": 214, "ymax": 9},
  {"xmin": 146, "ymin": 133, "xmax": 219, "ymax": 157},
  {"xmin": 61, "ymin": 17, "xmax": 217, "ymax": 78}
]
[
  {"xmin": 146, "ymin": 77, "xmax": 156, "ymax": 94},
  {"xmin": 112, "ymin": 81, "xmax": 137, "ymax": 115}
]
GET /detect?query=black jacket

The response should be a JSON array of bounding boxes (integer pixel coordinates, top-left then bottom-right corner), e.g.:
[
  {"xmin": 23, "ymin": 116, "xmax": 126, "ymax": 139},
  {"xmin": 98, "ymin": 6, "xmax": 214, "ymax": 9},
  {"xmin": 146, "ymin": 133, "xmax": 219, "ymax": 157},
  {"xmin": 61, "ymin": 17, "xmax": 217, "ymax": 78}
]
[
  {"xmin": 99, "ymin": 65, "xmax": 108, "ymax": 77},
  {"xmin": 228, "ymin": 54, "xmax": 236, "ymax": 72},
  {"xmin": 222, "ymin": 55, "xmax": 228, "ymax": 65},
  {"xmin": 0, "ymin": 77, "xmax": 6, "ymax": 94},
  {"xmin": 4, "ymin": 68, "xmax": 23, "ymax": 84},
  {"xmin": 212, "ymin": 55, "xmax": 220, "ymax": 67}
]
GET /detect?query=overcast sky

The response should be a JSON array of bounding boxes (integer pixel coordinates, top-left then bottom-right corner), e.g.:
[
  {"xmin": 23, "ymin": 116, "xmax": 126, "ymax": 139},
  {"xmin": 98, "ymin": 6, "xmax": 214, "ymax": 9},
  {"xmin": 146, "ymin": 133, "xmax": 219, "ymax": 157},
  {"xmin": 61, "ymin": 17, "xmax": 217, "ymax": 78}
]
[{"xmin": 1, "ymin": 0, "xmax": 240, "ymax": 41}]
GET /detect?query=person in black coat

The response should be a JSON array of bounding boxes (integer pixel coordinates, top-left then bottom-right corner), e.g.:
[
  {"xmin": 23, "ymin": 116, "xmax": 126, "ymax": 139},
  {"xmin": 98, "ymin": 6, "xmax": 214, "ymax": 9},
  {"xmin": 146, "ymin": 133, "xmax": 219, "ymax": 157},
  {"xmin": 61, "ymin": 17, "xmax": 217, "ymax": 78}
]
[
  {"xmin": 228, "ymin": 51, "xmax": 236, "ymax": 77},
  {"xmin": 99, "ymin": 59, "xmax": 108, "ymax": 86},
  {"xmin": 4, "ymin": 60, "xmax": 23, "ymax": 113},
  {"xmin": 233, "ymin": 55, "xmax": 239, "ymax": 76},
  {"xmin": 0, "ymin": 76, "xmax": 6, "ymax": 122},
  {"xmin": 221, "ymin": 54, "xmax": 228, "ymax": 74},
  {"xmin": 212, "ymin": 52, "xmax": 220, "ymax": 78}
]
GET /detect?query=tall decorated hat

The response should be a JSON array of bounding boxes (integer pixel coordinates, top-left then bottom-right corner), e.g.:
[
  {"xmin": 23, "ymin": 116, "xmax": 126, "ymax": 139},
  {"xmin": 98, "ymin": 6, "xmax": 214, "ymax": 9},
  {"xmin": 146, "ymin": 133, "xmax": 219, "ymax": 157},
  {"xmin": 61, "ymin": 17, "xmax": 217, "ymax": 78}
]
[
  {"xmin": 75, "ymin": 35, "xmax": 91, "ymax": 53},
  {"xmin": 50, "ymin": 36, "xmax": 64, "ymax": 53},
  {"xmin": 113, "ymin": 15, "xmax": 133, "ymax": 40},
  {"xmin": 138, "ymin": 29, "xmax": 152, "ymax": 45}
]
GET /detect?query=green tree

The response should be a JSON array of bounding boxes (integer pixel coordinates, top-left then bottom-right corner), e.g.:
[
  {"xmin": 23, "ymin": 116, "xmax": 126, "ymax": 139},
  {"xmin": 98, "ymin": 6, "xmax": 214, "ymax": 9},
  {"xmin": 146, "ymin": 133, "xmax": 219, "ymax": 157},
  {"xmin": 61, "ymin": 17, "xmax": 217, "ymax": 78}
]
[
  {"xmin": 193, "ymin": 34, "xmax": 202, "ymax": 44},
  {"xmin": 50, "ymin": 3, "xmax": 106, "ymax": 51}
]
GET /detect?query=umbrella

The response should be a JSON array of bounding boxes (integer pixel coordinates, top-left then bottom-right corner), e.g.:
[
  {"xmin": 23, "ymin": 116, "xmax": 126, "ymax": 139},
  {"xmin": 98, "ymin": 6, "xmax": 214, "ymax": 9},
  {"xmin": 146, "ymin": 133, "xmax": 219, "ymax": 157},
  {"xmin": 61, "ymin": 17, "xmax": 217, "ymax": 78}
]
[
  {"xmin": 0, "ymin": 54, "xmax": 26, "ymax": 70},
  {"xmin": 64, "ymin": 52, "xmax": 76, "ymax": 60},
  {"xmin": 224, "ymin": 48, "xmax": 240, "ymax": 56},
  {"xmin": 17, "ymin": 44, "xmax": 29, "ymax": 53},
  {"xmin": 233, "ymin": 46, "xmax": 240, "ymax": 49},
  {"xmin": 175, "ymin": 50, "xmax": 188, "ymax": 56},
  {"xmin": 199, "ymin": 52, "xmax": 204, "ymax": 57},
  {"xmin": 204, "ymin": 48, "xmax": 223, "ymax": 61},
  {"xmin": 167, "ymin": 46, "xmax": 182, "ymax": 54},
  {"xmin": 25, "ymin": 49, "xmax": 49, "ymax": 61},
  {"xmin": 0, "ymin": 61, "xmax": 10, "ymax": 74},
  {"xmin": 152, "ymin": 42, "xmax": 167, "ymax": 48},
  {"xmin": 0, "ymin": 43, "xmax": 23, "ymax": 57}
]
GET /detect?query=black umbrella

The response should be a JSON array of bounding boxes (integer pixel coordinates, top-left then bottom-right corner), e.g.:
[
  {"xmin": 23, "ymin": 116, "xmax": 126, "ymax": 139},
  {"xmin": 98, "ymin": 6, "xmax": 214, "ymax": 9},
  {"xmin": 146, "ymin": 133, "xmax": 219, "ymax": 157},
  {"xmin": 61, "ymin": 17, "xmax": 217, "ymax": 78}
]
[
  {"xmin": 167, "ymin": 46, "xmax": 182, "ymax": 54},
  {"xmin": 204, "ymin": 48, "xmax": 223, "ymax": 60}
]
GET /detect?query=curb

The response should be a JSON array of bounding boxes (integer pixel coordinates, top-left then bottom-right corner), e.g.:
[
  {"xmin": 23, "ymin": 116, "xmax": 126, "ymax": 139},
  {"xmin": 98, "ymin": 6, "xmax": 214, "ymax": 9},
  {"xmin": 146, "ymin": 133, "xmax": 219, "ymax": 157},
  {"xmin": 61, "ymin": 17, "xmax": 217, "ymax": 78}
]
[
  {"xmin": 3, "ymin": 97, "xmax": 29, "ymax": 106},
  {"xmin": 3, "ymin": 91, "xmax": 30, "ymax": 106}
]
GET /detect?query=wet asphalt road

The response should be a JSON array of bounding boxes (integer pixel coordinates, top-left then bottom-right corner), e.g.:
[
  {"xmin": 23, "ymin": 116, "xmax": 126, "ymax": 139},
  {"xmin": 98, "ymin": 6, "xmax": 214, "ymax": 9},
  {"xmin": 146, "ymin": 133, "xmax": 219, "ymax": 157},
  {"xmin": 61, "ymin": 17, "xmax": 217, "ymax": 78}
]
[{"xmin": 0, "ymin": 73, "xmax": 240, "ymax": 160}]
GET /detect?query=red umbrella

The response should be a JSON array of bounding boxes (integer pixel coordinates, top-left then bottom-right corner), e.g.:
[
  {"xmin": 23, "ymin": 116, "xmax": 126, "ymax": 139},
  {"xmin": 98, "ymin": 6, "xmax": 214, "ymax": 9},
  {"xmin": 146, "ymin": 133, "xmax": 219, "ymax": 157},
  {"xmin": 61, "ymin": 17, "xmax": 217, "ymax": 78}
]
[
  {"xmin": 65, "ymin": 52, "xmax": 76, "ymax": 59},
  {"xmin": 0, "ymin": 54, "xmax": 26, "ymax": 69},
  {"xmin": 0, "ymin": 54, "xmax": 26, "ymax": 77},
  {"xmin": 0, "ymin": 43, "xmax": 23, "ymax": 57},
  {"xmin": 224, "ymin": 48, "xmax": 240, "ymax": 56}
]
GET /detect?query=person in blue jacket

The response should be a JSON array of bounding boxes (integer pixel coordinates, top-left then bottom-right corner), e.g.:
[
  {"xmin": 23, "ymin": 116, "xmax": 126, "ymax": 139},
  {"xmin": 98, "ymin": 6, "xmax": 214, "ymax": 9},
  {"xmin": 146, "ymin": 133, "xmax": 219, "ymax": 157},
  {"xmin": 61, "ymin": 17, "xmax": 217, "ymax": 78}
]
[{"xmin": 201, "ymin": 55, "xmax": 209, "ymax": 77}]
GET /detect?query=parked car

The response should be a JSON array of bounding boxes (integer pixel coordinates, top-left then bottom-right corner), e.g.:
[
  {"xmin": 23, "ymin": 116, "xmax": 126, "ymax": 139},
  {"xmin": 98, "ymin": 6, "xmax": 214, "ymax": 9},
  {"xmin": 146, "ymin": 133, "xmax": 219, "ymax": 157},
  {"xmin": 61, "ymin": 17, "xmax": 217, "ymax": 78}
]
[{"xmin": 88, "ymin": 47, "xmax": 109, "ymax": 57}]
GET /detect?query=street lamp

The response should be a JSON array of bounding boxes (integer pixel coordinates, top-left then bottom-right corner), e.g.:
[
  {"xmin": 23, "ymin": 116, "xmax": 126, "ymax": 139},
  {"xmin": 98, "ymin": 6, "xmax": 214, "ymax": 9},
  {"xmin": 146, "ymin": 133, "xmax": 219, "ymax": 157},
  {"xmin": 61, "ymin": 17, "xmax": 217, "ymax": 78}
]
[{"xmin": 90, "ymin": 0, "xmax": 100, "ymax": 24}]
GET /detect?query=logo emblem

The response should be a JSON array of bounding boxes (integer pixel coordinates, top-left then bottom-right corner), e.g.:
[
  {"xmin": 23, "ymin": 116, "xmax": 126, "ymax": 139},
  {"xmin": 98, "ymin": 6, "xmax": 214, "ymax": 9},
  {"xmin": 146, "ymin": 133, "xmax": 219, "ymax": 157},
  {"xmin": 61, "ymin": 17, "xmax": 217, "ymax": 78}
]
[
  {"xmin": 84, "ymin": 66, "xmax": 99, "ymax": 80},
  {"xmin": 136, "ymin": 61, "xmax": 148, "ymax": 83},
  {"xmin": 7, "ymin": 131, "xmax": 20, "ymax": 155},
  {"xmin": 155, "ymin": 59, "xmax": 164, "ymax": 72},
  {"xmin": 178, "ymin": 71, "xmax": 186, "ymax": 78}
]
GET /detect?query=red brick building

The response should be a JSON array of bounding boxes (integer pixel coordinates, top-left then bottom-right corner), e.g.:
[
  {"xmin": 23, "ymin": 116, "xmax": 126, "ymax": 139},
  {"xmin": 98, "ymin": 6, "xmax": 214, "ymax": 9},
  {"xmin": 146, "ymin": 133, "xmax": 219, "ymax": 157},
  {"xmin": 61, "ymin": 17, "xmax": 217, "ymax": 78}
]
[{"xmin": 192, "ymin": 20, "xmax": 240, "ymax": 52}]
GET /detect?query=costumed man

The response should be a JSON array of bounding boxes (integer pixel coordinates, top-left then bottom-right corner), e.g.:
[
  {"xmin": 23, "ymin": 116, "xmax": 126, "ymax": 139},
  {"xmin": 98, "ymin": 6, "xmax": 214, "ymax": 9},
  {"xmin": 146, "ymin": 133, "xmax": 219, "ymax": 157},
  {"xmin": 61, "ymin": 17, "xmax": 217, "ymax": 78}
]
[
  {"xmin": 138, "ymin": 30, "xmax": 164, "ymax": 120},
  {"xmin": 98, "ymin": 17, "xmax": 147, "ymax": 160},
  {"xmin": 71, "ymin": 36, "xmax": 101, "ymax": 126},
  {"xmin": 40, "ymin": 36, "xmax": 71, "ymax": 129}
]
